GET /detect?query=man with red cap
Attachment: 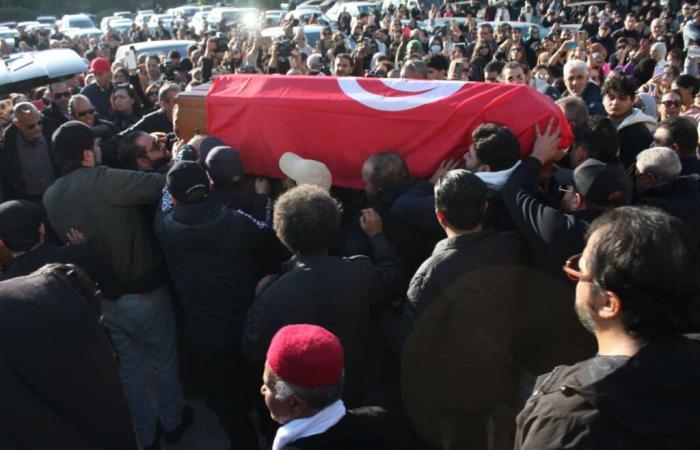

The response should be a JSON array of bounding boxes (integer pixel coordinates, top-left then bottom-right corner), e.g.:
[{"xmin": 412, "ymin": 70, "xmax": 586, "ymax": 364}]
[
  {"xmin": 81, "ymin": 57, "xmax": 113, "ymax": 120},
  {"xmin": 262, "ymin": 324, "xmax": 389, "ymax": 450}
]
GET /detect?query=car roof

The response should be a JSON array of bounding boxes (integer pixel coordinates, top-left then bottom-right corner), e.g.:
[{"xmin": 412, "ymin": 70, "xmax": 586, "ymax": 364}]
[
  {"xmin": 115, "ymin": 39, "xmax": 197, "ymax": 59},
  {"xmin": 0, "ymin": 49, "xmax": 88, "ymax": 95}
]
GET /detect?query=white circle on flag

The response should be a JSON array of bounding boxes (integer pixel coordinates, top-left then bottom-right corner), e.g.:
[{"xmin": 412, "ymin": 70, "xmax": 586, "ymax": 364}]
[{"xmin": 337, "ymin": 78, "xmax": 465, "ymax": 112}]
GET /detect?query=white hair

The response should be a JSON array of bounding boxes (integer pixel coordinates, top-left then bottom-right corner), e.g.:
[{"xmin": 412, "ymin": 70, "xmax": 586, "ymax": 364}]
[
  {"xmin": 636, "ymin": 147, "xmax": 681, "ymax": 183},
  {"xmin": 563, "ymin": 59, "xmax": 589, "ymax": 77},
  {"xmin": 650, "ymin": 42, "xmax": 667, "ymax": 62}
]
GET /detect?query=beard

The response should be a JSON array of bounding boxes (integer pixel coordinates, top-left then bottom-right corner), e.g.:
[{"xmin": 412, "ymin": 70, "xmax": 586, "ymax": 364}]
[{"xmin": 575, "ymin": 298, "xmax": 598, "ymax": 334}]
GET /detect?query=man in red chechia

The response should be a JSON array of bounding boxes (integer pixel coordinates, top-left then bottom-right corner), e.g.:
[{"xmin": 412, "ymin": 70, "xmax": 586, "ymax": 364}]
[{"xmin": 260, "ymin": 324, "xmax": 389, "ymax": 450}]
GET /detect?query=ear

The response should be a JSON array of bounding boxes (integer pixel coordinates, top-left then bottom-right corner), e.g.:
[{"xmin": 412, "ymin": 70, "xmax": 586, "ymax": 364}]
[
  {"xmin": 435, "ymin": 209, "xmax": 448, "ymax": 228},
  {"xmin": 478, "ymin": 163, "xmax": 491, "ymax": 173},
  {"xmin": 38, "ymin": 223, "xmax": 46, "ymax": 237},
  {"xmin": 598, "ymin": 290, "xmax": 622, "ymax": 320},
  {"xmin": 82, "ymin": 149, "xmax": 94, "ymax": 165},
  {"xmin": 574, "ymin": 192, "xmax": 585, "ymax": 209}
]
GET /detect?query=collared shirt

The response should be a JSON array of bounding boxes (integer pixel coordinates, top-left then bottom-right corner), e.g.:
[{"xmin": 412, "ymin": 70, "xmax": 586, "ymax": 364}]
[{"xmin": 16, "ymin": 133, "xmax": 54, "ymax": 196}]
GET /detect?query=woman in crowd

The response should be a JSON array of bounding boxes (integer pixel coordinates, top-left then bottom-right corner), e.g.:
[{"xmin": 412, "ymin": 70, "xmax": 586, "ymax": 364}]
[{"xmin": 111, "ymin": 84, "xmax": 144, "ymax": 131}]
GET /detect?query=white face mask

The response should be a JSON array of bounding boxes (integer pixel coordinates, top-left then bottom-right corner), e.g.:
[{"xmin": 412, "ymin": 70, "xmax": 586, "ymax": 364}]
[{"xmin": 431, "ymin": 44, "xmax": 442, "ymax": 53}]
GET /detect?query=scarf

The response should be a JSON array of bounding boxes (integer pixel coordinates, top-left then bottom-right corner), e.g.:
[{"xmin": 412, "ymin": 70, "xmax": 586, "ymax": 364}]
[
  {"xmin": 272, "ymin": 399, "xmax": 346, "ymax": 450},
  {"xmin": 475, "ymin": 161, "xmax": 521, "ymax": 191}
]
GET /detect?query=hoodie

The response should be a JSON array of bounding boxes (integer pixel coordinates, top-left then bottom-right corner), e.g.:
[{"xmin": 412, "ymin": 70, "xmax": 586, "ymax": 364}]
[
  {"xmin": 515, "ymin": 334, "xmax": 700, "ymax": 450},
  {"xmin": 616, "ymin": 108, "xmax": 656, "ymax": 169}
]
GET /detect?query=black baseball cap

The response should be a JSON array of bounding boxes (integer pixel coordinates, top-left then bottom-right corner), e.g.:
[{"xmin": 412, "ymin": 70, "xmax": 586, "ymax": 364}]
[
  {"xmin": 204, "ymin": 146, "xmax": 244, "ymax": 186},
  {"xmin": 166, "ymin": 161, "xmax": 210, "ymax": 204},
  {"xmin": 560, "ymin": 158, "xmax": 628, "ymax": 206},
  {"xmin": 0, "ymin": 200, "xmax": 44, "ymax": 251},
  {"xmin": 198, "ymin": 136, "xmax": 225, "ymax": 164}
]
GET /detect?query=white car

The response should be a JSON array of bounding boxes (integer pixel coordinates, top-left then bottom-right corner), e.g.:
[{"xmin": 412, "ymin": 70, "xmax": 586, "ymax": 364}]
[
  {"xmin": 191, "ymin": 11, "xmax": 210, "ymax": 36},
  {"xmin": 36, "ymin": 16, "xmax": 57, "ymax": 26},
  {"xmin": 260, "ymin": 24, "xmax": 354, "ymax": 50},
  {"xmin": 148, "ymin": 14, "xmax": 175, "ymax": 36},
  {"xmin": 0, "ymin": 28, "xmax": 18, "ymax": 49},
  {"xmin": 59, "ymin": 14, "xmax": 96, "ymax": 32},
  {"xmin": 284, "ymin": 8, "xmax": 334, "ymax": 26},
  {"xmin": 206, "ymin": 7, "xmax": 259, "ymax": 29},
  {"xmin": 115, "ymin": 39, "xmax": 197, "ymax": 61},
  {"xmin": 134, "ymin": 11, "xmax": 154, "ymax": 28},
  {"xmin": 0, "ymin": 49, "xmax": 88, "ymax": 95},
  {"xmin": 17, "ymin": 21, "xmax": 41, "ymax": 30},
  {"xmin": 264, "ymin": 9, "xmax": 287, "ymax": 27},
  {"xmin": 325, "ymin": 1, "xmax": 380, "ymax": 22},
  {"xmin": 62, "ymin": 27, "xmax": 103, "ymax": 40},
  {"xmin": 113, "ymin": 11, "xmax": 134, "ymax": 20},
  {"xmin": 107, "ymin": 19, "xmax": 134, "ymax": 36}
]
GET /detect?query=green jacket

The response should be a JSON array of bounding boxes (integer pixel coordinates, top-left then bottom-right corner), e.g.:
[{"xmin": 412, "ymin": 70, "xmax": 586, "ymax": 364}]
[{"xmin": 43, "ymin": 166, "xmax": 166, "ymax": 295}]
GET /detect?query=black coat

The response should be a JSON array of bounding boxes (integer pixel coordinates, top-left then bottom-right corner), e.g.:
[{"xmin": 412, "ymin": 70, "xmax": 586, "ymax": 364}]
[
  {"xmin": 80, "ymin": 82, "xmax": 113, "ymax": 120},
  {"xmin": 515, "ymin": 335, "xmax": 700, "ymax": 450},
  {"xmin": 634, "ymin": 175, "xmax": 700, "ymax": 233},
  {"xmin": 1, "ymin": 243, "xmax": 122, "ymax": 299},
  {"xmin": 502, "ymin": 157, "xmax": 600, "ymax": 273},
  {"xmin": 618, "ymin": 121, "xmax": 654, "ymax": 170},
  {"xmin": 127, "ymin": 108, "xmax": 172, "ymax": 134},
  {"xmin": 155, "ymin": 199, "xmax": 270, "ymax": 356},
  {"xmin": 0, "ymin": 268, "xmax": 136, "ymax": 450},
  {"xmin": 42, "ymin": 102, "xmax": 69, "ymax": 126},
  {"xmin": 241, "ymin": 235, "xmax": 405, "ymax": 406},
  {"xmin": 283, "ymin": 410, "xmax": 391, "ymax": 450},
  {"xmin": 680, "ymin": 155, "xmax": 700, "ymax": 177},
  {"xmin": 0, "ymin": 122, "xmax": 59, "ymax": 200}
]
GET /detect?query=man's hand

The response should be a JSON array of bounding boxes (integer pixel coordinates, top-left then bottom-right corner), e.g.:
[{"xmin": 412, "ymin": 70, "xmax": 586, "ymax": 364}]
[
  {"xmin": 360, "ymin": 208, "xmax": 383, "ymax": 237},
  {"xmin": 66, "ymin": 228, "xmax": 87, "ymax": 245},
  {"xmin": 430, "ymin": 159, "xmax": 462, "ymax": 184},
  {"xmin": 531, "ymin": 118, "xmax": 563, "ymax": 164}
]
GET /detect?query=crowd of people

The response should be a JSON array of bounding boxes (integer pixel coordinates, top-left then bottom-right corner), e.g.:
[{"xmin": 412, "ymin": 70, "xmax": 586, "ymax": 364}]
[{"xmin": 1, "ymin": 0, "xmax": 700, "ymax": 449}]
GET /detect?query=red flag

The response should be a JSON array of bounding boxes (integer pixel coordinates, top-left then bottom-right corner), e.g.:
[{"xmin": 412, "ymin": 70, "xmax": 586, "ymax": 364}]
[{"xmin": 206, "ymin": 75, "xmax": 573, "ymax": 189}]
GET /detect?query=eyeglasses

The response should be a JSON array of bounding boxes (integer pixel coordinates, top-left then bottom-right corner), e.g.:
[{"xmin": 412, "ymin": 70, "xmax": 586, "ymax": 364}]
[
  {"xmin": 563, "ymin": 254, "xmax": 593, "ymax": 282},
  {"xmin": 662, "ymin": 100, "xmax": 682, "ymax": 108},
  {"xmin": 76, "ymin": 108, "xmax": 96, "ymax": 117},
  {"xmin": 26, "ymin": 120, "xmax": 43, "ymax": 130},
  {"xmin": 53, "ymin": 92, "xmax": 71, "ymax": 99}
]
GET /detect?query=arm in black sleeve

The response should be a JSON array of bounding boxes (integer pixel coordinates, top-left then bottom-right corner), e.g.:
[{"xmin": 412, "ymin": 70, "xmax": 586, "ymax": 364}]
[
  {"xmin": 502, "ymin": 157, "xmax": 578, "ymax": 266},
  {"xmin": 128, "ymin": 73, "xmax": 150, "ymax": 109},
  {"xmin": 202, "ymin": 56, "xmax": 213, "ymax": 83},
  {"xmin": 390, "ymin": 181, "xmax": 442, "ymax": 233},
  {"xmin": 367, "ymin": 233, "xmax": 407, "ymax": 304}
]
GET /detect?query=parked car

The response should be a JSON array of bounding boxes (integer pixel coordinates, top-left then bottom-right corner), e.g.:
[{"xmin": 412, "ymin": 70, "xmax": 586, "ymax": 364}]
[
  {"xmin": 147, "ymin": 14, "xmax": 175, "ymax": 36},
  {"xmin": 113, "ymin": 11, "xmax": 135, "ymax": 20},
  {"xmin": 325, "ymin": 1, "xmax": 381, "ymax": 22},
  {"xmin": 0, "ymin": 48, "xmax": 88, "ymax": 95},
  {"xmin": 134, "ymin": 11, "xmax": 154, "ymax": 28},
  {"xmin": 36, "ymin": 16, "xmax": 57, "ymax": 26},
  {"xmin": 0, "ymin": 28, "xmax": 18, "ymax": 49},
  {"xmin": 284, "ymin": 8, "xmax": 334, "ymax": 27},
  {"xmin": 115, "ymin": 39, "xmax": 197, "ymax": 62},
  {"xmin": 264, "ymin": 9, "xmax": 286, "ymax": 27},
  {"xmin": 107, "ymin": 19, "xmax": 134, "ymax": 36},
  {"xmin": 59, "ymin": 14, "xmax": 96, "ymax": 32},
  {"xmin": 260, "ymin": 24, "xmax": 354, "ymax": 49},
  {"xmin": 62, "ymin": 27, "xmax": 103, "ymax": 40},
  {"xmin": 191, "ymin": 11, "xmax": 210, "ymax": 36},
  {"xmin": 206, "ymin": 7, "xmax": 259, "ymax": 29}
]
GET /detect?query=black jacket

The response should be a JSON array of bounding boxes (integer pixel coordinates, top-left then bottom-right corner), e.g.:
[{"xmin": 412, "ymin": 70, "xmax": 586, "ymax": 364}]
[
  {"xmin": 241, "ymin": 235, "xmax": 405, "ymax": 406},
  {"xmin": 502, "ymin": 157, "xmax": 600, "ymax": 273},
  {"xmin": 284, "ymin": 410, "xmax": 390, "ymax": 450},
  {"xmin": 680, "ymin": 155, "xmax": 700, "ymax": 177},
  {"xmin": 127, "ymin": 108, "xmax": 172, "ymax": 134},
  {"xmin": 155, "ymin": 199, "xmax": 270, "ymax": 356},
  {"xmin": 616, "ymin": 110, "xmax": 655, "ymax": 170},
  {"xmin": 1, "ymin": 243, "xmax": 122, "ymax": 299},
  {"xmin": 0, "ymin": 268, "xmax": 136, "ymax": 450},
  {"xmin": 515, "ymin": 335, "xmax": 700, "ymax": 450},
  {"xmin": 634, "ymin": 175, "xmax": 700, "ymax": 232},
  {"xmin": 42, "ymin": 102, "xmax": 70, "ymax": 126},
  {"xmin": 81, "ymin": 82, "xmax": 113, "ymax": 120},
  {"xmin": 0, "ymin": 122, "xmax": 59, "ymax": 200},
  {"xmin": 111, "ymin": 108, "xmax": 144, "ymax": 132},
  {"xmin": 563, "ymin": 81, "xmax": 606, "ymax": 116}
]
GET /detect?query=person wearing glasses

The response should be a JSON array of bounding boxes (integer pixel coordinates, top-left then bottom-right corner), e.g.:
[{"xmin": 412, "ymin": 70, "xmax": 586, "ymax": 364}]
[
  {"xmin": 502, "ymin": 120, "xmax": 629, "ymax": 273},
  {"xmin": 42, "ymin": 81, "xmax": 72, "ymax": 126},
  {"xmin": 0, "ymin": 102, "xmax": 59, "ymax": 202},
  {"xmin": 515, "ymin": 206, "xmax": 700, "ymax": 450},
  {"xmin": 659, "ymin": 89, "xmax": 683, "ymax": 121},
  {"xmin": 653, "ymin": 116, "xmax": 700, "ymax": 177}
]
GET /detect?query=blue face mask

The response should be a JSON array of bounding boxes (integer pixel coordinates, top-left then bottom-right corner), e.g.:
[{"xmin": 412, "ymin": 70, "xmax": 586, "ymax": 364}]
[{"xmin": 431, "ymin": 44, "xmax": 442, "ymax": 53}]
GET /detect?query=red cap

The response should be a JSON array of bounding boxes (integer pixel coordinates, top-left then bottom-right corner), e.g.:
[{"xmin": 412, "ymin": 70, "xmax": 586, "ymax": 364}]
[
  {"xmin": 89, "ymin": 57, "xmax": 111, "ymax": 74},
  {"xmin": 266, "ymin": 324, "xmax": 344, "ymax": 389}
]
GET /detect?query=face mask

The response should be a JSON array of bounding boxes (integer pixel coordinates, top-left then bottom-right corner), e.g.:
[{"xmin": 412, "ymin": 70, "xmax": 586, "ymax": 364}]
[{"xmin": 431, "ymin": 45, "xmax": 442, "ymax": 53}]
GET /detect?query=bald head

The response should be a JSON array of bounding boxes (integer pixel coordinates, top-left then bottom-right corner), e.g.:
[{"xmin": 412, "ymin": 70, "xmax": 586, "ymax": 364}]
[{"xmin": 12, "ymin": 102, "xmax": 42, "ymax": 142}]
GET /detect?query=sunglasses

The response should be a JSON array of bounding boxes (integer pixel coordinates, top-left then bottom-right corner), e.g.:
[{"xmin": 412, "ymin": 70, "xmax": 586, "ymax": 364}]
[
  {"xmin": 662, "ymin": 100, "xmax": 682, "ymax": 108},
  {"xmin": 53, "ymin": 92, "xmax": 71, "ymax": 99},
  {"xmin": 76, "ymin": 108, "xmax": 96, "ymax": 117},
  {"xmin": 26, "ymin": 120, "xmax": 43, "ymax": 130},
  {"xmin": 563, "ymin": 254, "xmax": 593, "ymax": 282}
]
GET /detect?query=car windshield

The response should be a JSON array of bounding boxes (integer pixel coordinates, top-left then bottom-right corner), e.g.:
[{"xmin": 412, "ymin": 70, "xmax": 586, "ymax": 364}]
[
  {"xmin": 357, "ymin": 4, "xmax": 375, "ymax": 13},
  {"xmin": 69, "ymin": 18, "xmax": 94, "ymax": 28}
]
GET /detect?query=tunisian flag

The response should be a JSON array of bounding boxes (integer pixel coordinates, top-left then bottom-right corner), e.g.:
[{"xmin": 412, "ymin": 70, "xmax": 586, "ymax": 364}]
[{"xmin": 206, "ymin": 75, "xmax": 572, "ymax": 189}]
